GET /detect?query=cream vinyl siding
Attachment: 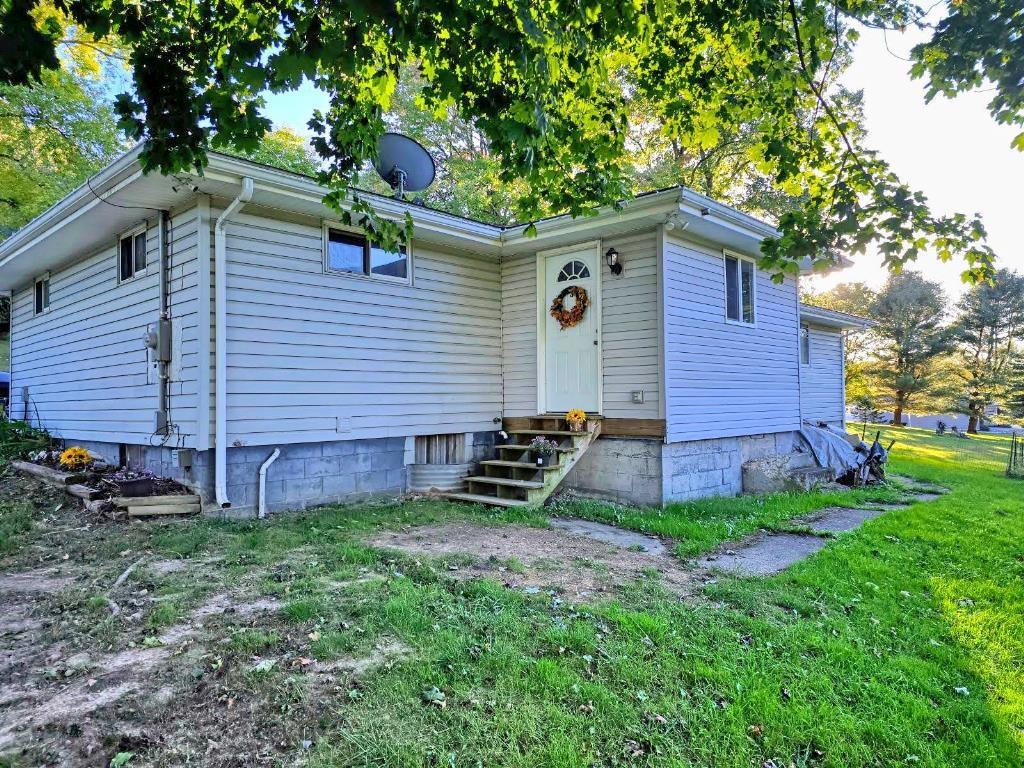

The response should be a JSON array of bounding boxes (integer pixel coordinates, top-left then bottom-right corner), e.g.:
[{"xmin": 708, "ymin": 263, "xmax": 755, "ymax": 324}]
[
  {"xmin": 799, "ymin": 324, "xmax": 846, "ymax": 425},
  {"xmin": 662, "ymin": 232, "xmax": 801, "ymax": 442},
  {"xmin": 220, "ymin": 208, "xmax": 502, "ymax": 445},
  {"xmin": 9, "ymin": 206, "xmax": 199, "ymax": 445},
  {"xmin": 500, "ymin": 229, "xmax": 661, "ymax": 418}
]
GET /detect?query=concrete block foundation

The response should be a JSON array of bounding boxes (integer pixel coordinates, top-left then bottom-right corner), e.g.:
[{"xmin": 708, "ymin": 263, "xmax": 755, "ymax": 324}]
[
  {"xmin": 563, "ymin": 431, "xmax": 801, "ymax": 507},
  {"xmin": 77, "ymin": 430, "xmax": 497, "ymax": 518}
]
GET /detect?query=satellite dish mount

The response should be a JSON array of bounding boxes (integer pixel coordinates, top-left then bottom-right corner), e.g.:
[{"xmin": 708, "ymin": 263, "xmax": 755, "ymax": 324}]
[{"xmin": 374, "ymin": 133, "xmax": 436, "ymax": 199}]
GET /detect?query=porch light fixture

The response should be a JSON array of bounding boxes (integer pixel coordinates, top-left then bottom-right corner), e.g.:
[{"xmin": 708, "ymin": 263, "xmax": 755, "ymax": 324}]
[{"xmin": 605, "ymin": 246, "xmax": 622, "ymax": 276}]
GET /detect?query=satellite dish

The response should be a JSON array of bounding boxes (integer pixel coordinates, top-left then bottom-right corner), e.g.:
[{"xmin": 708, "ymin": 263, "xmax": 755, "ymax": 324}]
[{"xmin": 374, "ymin": 132, "xmax": 435, "ymax": 199}]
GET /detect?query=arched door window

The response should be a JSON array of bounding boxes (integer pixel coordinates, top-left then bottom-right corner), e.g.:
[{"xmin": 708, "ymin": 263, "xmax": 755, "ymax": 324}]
[{"xmin": 557, "ymin": 260, "xmax": 591, "ymax": 282}]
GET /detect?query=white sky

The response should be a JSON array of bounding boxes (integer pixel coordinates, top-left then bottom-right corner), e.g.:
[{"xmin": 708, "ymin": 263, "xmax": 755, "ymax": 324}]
[
  {"xmin": 804, "ymin": 24, "xmax": 1024, "ymax": 299},
  {"xmin": 262, "ymin": 24, "xmax": 1024, "ymax": 300}
]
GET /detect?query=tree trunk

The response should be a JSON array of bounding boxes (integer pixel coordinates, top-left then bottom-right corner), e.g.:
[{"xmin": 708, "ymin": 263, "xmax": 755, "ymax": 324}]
[
  {"xmin": 967, "ymin": 414, "xmax": 979, "ymax": 434},
  {"xmin": 892, "ymin": 404, "xmax": 904, "ymax": 427}
]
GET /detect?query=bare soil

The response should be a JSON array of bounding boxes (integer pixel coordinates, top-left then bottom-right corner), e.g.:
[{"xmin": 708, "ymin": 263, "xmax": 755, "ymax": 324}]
[
  {"xmin": 0, "ymin": 475, "xmax": 406, "ymax": 767},
  {"xmin": 367, "ymin": 521, "xmax": 695, "ymax": 599}
]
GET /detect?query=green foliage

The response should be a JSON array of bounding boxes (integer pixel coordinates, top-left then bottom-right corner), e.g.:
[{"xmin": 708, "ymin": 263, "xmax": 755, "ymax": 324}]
[
  {"xmin": 0, "ymin": 0, "xmax": 1008, "ymax": 279},
  {"xmin": 867, "ymin": 272, "xmax": 951, "ymax": 422},
  {"xmin": 0, "ymin": 419, "xmax": 52, "ymax": 462},
  {"xmin": 948, "ymin": 269, "xmax": 1024, "ymax": 430},
  {"xmin": 0, "ymin": 67, "xmax": 123, "ymax": 239},
  {"xmin": 223, "ymin": 126, "xmax": 320, "ymax": 177}
]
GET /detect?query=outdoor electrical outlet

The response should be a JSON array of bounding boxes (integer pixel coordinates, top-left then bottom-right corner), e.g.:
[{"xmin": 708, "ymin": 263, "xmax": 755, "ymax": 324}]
[
  {"xmin": 631, "ymin": 390, "xmax": 645, "ymax": 404},
  {"xmin": 175, "ymin": 448, "xmax": 194, "ymax": 470}
]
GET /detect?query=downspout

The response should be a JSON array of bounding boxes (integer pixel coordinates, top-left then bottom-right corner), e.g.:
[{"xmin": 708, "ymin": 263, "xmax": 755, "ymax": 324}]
[
  {"xmin": 213, "ymin": 177, "xmax": 254, "ymax": 508},
  {"xmin": 156, "ymin": 211, "xmax": 171, "ymax": 436},
  {"xmin": 257, "ymin": 448, "xmax": 281, "ymax": 519},
  {"xmin": 3, "ymin": 289, "xmax": 11, "ymax": 420}
]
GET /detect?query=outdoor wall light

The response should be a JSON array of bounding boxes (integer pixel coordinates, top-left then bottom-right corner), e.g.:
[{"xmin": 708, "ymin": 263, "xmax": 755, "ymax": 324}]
[{"xmin": 605, "ymin": 247, "xmax": 623, "ymax": 276}]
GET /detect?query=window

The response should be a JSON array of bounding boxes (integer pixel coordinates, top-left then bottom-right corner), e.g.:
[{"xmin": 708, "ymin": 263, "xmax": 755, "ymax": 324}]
[
  {"xmin": 557, "ymin": 260, "xmax": 591, "ymax": 282},
  {"xmin": 724, "ymin": 252, "xmax": 755, "ymax": 324},
  {"xmin": 326, "ymin": 227, "xmax": 409, "ymax": 281},
  {"xmin": 34, "ymin": 274, "xmax": 50, "ymax": 315},
  {"xmin": 800, "ymin": 325, "xmax": 810, "ymax": 365},
  {"xmin": 118, "ymin": 227, "xmax": 147, "ymax": 282}
]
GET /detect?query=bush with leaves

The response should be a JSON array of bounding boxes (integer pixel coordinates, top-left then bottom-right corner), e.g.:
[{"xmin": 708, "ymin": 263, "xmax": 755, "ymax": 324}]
[{"xmin": 0, "ymin": 419, "xmax": 52, "ymax": 464}]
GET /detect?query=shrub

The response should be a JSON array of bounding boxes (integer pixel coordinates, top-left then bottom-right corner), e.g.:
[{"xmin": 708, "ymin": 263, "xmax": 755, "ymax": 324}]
[{"xmin": 0, "ymin": 419, "xmax": 52, "ymax": 463}]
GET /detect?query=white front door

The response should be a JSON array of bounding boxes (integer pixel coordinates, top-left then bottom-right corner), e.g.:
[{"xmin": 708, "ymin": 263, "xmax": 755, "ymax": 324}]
[{"xmin": 542, "ymin": 245, "xmax": 601, "ymax": 413}]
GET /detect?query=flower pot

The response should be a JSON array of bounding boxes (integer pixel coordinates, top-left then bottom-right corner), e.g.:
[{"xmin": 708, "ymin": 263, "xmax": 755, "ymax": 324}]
[
  {"xmin": 115, "ymin": 477, "xmax": 155, "ymax": 497},
  {"xmin": 566, "ymin": 421, "xmax": 585, "ymax": 433},
  {"xmin": 535, "ymin": 453, "xmax": 555, "ymax": 468}
]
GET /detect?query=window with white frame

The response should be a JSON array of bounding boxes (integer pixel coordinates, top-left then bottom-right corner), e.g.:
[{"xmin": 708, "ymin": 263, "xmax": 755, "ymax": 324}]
[
  {"xmin": 800, "ymin": 324, "xmax": 810, "ymax": 364},
  {"xmin": 34, "ymin": 274, "xmax": 50, "ymax": 315},
  {"xmin": 118, "ymin": 227, "xmax": 148, "ymax": 282},
  {"xmin": 325, "ymin": 227, "xmax": 409, "ymax": 281},
  {"xmin": 724, "ymin": 252, "xmax": 755, "ymax": 324}
]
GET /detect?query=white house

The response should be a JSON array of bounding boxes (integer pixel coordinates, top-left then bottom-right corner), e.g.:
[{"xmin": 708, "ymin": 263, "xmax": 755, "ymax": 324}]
[{"xmin": 0, "ymin": 148, "xmax": 864, "ymax": 515}]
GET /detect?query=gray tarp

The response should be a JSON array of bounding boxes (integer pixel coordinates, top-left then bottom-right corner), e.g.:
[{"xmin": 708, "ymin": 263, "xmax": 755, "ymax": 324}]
[{"xmin": 798, "ymin": 424, "xmax": 866, "ymax": 474}]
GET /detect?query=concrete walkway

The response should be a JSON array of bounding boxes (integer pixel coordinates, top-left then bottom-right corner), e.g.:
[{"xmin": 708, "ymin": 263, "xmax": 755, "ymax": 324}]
[
  {"xmin": 696, "ymin": 483, "xmax": 948, "ymax": 576},
  {"xmin": 551, "ymin": 479, "xmax": 949, "ymax": 580}
]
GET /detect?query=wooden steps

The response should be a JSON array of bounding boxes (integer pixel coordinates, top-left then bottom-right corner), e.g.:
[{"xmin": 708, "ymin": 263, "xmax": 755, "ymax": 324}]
[
  {"xmin": 446, "ymin": 492, "xmax": 530, "ymax": 508},
  {"xmin": 481, "ymin": 460, "xmax": 561, "ymax": 471},
  {"xmin": 446, "ymin": 417, "xmax": 601, "ymax": 509}
]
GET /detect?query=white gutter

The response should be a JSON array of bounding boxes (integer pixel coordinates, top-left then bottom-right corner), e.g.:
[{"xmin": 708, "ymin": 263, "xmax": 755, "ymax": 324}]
[
  {"xmin": 257, "ymin": 448, "xmax": 281, "ymax": 519},
  {"xmin": 213, "ymin": 176, "xmax": 254, "ymax": 508}
]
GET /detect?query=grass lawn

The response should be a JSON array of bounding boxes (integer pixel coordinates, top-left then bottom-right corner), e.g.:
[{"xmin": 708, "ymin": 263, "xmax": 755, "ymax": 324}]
[{"xmin": 0, "ymin": 426, "xmax": 1021, "ymax": 766}]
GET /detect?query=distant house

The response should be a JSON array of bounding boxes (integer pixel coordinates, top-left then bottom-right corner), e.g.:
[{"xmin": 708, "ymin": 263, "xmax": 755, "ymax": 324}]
[{"xmin": 0, "ymin": 148, "xmax": 863, "ymax": 515}]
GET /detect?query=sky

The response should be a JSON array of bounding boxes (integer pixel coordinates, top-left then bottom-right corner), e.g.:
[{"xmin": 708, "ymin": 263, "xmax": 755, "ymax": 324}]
[{"xmin": 262, "ymin": 24, "xmax": 1024, "ymax": 301}]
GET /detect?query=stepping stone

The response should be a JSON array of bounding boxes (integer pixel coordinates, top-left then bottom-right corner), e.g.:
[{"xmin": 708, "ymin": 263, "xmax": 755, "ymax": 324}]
[
  {"xmin": 548, "ymin": 517, "xmax": 668, "ymax": 556},
  {"xmin": 697, "ymin": 533, "xmax": 827, "ymax": 576},
  {"xmin": 799, "ymin": 506, "xmax": 886, "ymax": 533},
  {"xmin": 908, "ymin": 492, "xmax": 944, "ymax": 503}
]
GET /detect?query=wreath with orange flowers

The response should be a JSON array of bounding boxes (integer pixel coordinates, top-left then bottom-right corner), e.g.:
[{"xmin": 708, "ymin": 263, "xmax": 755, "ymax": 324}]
[{"xmin": 549, "ymin": 285, "xmax": 590, "ymax": 330}]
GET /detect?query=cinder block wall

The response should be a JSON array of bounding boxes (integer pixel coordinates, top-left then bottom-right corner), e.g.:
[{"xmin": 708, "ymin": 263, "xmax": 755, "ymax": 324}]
[
  {"xmin": 661, "ymin": 431, "xmax": 800, "ymax": 503},
  {"xmin": 562, "ymin": 437, "xmax": 664, "ymax": 507},
  {"xmin": 223, "ymin": 437, "xmax": 407, "ymax": 517}
]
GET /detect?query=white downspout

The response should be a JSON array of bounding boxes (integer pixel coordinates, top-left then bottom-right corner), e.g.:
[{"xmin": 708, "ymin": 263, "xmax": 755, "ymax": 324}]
[
  {"xmin": 257, "ymin": 448, "xmax": 281, "ymax": 519},
  {"xmin": 213, "ymin": 177, "xmax": 254, "ymax": 508}
]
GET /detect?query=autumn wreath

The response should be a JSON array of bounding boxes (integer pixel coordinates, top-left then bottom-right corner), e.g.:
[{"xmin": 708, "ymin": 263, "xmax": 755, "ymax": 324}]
[{"xmin": 549, "ymin": 285, "xmax": 590, "ymax": 330}]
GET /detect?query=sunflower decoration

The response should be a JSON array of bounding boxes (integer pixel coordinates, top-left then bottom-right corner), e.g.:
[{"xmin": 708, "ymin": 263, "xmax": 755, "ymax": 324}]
[
  {"xmin": 565, "ymin": 409, "xmax": 587, "ymax": 432},
  {"xmin": 59, "ymin": 446, "xmax": 92, "ymax": 471}
]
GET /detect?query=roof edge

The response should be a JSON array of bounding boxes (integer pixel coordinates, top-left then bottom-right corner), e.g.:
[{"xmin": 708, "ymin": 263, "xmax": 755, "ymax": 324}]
[{"xmin": 799, "ymin": 302, "xmax": 872, "ymax": 329}]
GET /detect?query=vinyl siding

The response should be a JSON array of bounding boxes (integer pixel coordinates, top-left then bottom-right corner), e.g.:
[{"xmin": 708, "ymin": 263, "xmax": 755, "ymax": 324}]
[
  {"xmin": 662, "ymin": 233, "xmax": 801, "ymax": 442},
  {"xmin": 799, "ymin": 324, "xmax": 845, "ymax": 425},
  {"xmin": 499, "ymin": 230, "xmax": 661, "ymax": 418},
  {"xmin": 9, "ymin": 206, "xmax": 199, "ymax": 446},
  {"xmin": 221, "ymin": 208, "xmax": 502, "ymax": 445}
]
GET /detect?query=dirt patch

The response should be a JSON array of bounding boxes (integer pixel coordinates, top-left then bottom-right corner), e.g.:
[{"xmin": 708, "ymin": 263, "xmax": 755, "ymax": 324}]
[
  {"xmin": 0, "ymin": 568, "xmax": 75, "ymax": 593},
  {"xmin": 367, "ymin": 521, "xmax": 693, "ymax": 599}
]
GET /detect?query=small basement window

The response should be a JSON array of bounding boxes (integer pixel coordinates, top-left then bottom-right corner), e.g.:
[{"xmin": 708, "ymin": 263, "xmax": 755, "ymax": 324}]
[
  {"xmin": 724, "ymin": 252, "xmax": 755, "ymax": 324},
  {"xmin": 800, "ymin": 325, "xmax": 810, "ymax": 364},
  {"xmin": 34, "ymin": 274, "xmax": 50, "ymax": 315},
  {"xmin": 118, "ymin": 227, "xmax": 147, "ymax": 282},
  {"xmin": 325, "ymin": 227, "xmax": 408, "ymax": 281}
]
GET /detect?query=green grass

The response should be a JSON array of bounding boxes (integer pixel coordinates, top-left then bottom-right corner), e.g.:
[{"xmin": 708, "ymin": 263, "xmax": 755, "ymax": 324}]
[
  {"xmin": 551, "ymin": 482, "xmax": 906, "ymax": 557},
  {"xmin": 2, "ymin": 428, "xmax": 1022, "ymax": 766}
]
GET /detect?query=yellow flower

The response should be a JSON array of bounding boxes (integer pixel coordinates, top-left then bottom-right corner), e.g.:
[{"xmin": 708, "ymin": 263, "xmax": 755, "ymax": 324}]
[
  {"xmin": 58, "ymin": 446, "xmax": 92, "ymax": 471},
  {"xmin": 565, "ymin": 409, "xmax": 587, "ymax": 428}
]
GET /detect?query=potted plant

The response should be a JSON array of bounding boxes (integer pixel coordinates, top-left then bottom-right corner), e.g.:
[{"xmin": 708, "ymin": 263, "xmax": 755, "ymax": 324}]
[
  {"xmin": 529, "ymin": 436, "xmax": 558, "ymax": 467},
  {"xmin": 108, "ymin": 466, "xmax": 157, "ymax": 497},
  {"xmin": 565, "ymin": 409, "xmax": 587, "ymax": 433}
]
